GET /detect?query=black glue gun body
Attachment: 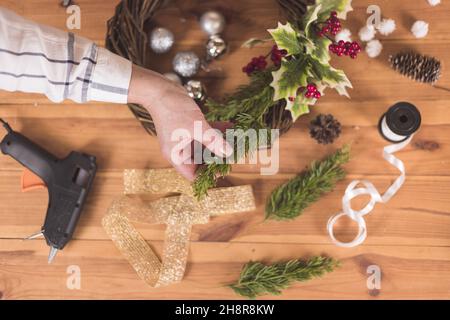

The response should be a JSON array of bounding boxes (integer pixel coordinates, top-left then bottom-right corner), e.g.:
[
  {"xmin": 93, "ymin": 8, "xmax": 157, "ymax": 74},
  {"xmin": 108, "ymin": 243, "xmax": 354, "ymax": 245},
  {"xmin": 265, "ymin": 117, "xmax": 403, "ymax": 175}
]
[{"xmin": 0, "ymin": 122, "xmax": 97, "ymax": 261}]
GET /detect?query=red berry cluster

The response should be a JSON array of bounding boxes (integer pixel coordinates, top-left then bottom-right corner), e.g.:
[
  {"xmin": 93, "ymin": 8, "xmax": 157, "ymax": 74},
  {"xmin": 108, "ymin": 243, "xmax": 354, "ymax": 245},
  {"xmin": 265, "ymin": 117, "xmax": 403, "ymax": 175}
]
[
  {"xmin": 303, "ymin": 83, "xmax": 321, "ymax": 99},
  {"xmin": 242, "ymin": 56, "xmax": 267, "ymax": 75},
  {"xmin": 317, "ymin": 11, "xmax": 341, "ymax": 37},
  {"xmin": 329, "ymin": 40, "xmax": 361, "ymax": 59},
  {"xmin": 289, "ymin": 83, "xmax": 321, "ymax": 101},
  {"xmin": 271, "ymin": 45, "xmax": 288, "ymax": 66}
]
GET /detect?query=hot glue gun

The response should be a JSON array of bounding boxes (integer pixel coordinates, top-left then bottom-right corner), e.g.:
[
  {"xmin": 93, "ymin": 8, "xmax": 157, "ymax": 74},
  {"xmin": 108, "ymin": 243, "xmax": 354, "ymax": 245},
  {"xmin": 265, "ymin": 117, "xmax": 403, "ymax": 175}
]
[{"xmin": 0, "ymin": 118, "xmax": 97, "ymax": 263}]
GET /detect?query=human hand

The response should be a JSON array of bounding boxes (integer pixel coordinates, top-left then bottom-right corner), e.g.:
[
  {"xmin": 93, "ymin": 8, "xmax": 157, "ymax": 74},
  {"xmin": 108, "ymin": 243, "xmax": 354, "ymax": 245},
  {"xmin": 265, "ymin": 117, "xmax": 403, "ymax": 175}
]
[{"xmin": 127, "ymin": 65, "xmax": 231, "ymax": 181}]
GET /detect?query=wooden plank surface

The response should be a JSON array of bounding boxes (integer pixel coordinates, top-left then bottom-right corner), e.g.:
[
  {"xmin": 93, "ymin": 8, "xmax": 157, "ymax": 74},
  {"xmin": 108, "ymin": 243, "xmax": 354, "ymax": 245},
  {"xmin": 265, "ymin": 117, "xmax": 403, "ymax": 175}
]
[{"xmin": 0, "ymin": 0, "xmax": 450, "ymax": 299}]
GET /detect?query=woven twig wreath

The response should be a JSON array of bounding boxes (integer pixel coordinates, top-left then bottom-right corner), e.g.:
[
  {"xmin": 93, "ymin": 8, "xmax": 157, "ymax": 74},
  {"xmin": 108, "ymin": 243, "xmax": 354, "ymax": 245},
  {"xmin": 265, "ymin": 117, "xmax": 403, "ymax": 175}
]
[{"xmin": 105, "ymin": 0, "xmax": 310, "ymax": 136}]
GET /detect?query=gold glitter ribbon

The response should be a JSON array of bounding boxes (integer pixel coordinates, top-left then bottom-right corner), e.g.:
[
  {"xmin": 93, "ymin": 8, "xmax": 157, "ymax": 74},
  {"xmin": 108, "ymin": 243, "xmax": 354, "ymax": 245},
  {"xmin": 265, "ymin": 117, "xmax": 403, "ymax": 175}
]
[{"xmin": 102, "ymin": 168, "xmax": 256, "ymax": 287}]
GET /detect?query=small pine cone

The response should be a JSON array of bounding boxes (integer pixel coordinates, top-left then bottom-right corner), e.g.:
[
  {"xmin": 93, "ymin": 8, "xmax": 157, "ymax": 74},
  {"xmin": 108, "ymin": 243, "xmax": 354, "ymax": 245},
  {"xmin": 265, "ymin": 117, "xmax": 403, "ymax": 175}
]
[
  {"xmin": 309, "ymin": 114, "xmax": 342, "ymax": 145},
  {"xmin": 389, "ymin": 51, "xmax": 441, "ymax": 84}
]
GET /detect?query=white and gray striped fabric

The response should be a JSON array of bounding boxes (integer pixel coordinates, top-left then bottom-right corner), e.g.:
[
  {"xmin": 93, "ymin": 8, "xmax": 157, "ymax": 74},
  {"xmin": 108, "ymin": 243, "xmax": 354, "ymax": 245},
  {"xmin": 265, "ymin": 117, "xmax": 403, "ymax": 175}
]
[{"xmin": 0, "ymin": 7, "xmax": 132, "ymax": 104}]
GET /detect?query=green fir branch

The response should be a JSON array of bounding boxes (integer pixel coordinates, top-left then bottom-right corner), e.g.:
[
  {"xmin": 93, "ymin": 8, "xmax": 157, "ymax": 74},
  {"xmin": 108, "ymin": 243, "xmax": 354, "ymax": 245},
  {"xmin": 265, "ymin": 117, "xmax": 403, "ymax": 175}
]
[
  {"xmin": 229, "ymin": 256, "xmax": 340, "ymax": 299},
  {"xmin": 265, "ymin": 144, "xmax": 350, "ymax": 220}
]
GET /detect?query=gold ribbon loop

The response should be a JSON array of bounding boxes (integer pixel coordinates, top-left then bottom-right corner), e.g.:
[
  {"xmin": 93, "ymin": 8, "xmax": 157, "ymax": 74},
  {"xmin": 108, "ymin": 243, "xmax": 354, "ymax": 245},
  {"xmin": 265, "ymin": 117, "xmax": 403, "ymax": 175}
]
[{"xmin": 102, "ymin": 169, "xmax": 255, "ymax": 287}]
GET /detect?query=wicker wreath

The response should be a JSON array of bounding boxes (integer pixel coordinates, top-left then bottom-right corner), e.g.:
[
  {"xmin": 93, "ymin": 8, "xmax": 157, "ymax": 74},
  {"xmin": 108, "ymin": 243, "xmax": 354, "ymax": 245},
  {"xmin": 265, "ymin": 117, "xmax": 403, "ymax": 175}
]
[{"xmin": 105, "ymin": 0, "xmax": 311, "ymax": 136}]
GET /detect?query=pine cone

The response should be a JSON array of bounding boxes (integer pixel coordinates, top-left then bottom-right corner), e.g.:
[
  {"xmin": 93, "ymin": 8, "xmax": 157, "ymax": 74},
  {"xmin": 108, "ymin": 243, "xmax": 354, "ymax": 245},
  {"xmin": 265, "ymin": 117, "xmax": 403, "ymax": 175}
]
[
  {"xmin": 389, "ymin": 51, "xmax": 441, "ymax": 85},
  {"xmin": 309, "ymin": 114, "xmax": 342, "ymax": 145}
]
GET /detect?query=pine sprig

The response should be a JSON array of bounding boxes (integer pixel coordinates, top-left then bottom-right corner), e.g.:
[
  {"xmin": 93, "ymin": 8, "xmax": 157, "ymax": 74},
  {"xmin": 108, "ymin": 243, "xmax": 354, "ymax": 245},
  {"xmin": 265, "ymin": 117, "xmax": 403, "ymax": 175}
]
[
  {"xmin": 205, "ymin": 68, "xmax": 276, "ymax": 122},
  {"xmin": 265, "ymin": 144, "xmax": 350, "ymax": 220},
  {"xmin": 193, "ymin": 71, "xmax": 277, "ymax": 199},
  {"xmin": 229, "ymin": 256, "xmax": 339, "ymax": 299}
]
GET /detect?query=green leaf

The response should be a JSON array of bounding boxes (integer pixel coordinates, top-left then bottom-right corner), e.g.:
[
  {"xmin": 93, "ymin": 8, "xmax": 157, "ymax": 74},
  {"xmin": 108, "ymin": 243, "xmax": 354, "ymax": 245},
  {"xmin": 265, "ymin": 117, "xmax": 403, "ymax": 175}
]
[
  {"xmin": 315, "ymin": 0, "xmax": 353, "ymax": 20},
  {"xmin": 309, "ymin": 58, "xmax": 352, "ymax": 98},
  {"xmin": 268, "ymin": 22, "xmax": 301, "ymax": 55},
  {"xmin": 286, "ymin": 94, "xmax": 314, "ymax": 121},
  {"xmin": 303, "ymin": 4, "xmax": 322, "ymax": 37},
  {"xmin": 311, "ymin": 35, "xmax": 332, "ymax": 64},
  {"xmin": 270, "ymin": 57, "xmax": 309, "ymax": 101},
  {"xmin": 241, "ymin": 37, "xmax": 272, "ymax": 48}
]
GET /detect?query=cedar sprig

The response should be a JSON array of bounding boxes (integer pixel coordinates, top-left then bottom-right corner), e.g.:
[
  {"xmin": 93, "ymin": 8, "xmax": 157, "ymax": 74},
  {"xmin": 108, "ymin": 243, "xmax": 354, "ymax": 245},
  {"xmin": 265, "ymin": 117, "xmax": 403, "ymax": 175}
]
[
  {"xmin": 265, "ymin": 144, "xmax": 350, "ymax": 220},
  {"xmin": 229, "ymin": 256, "xmax": 339, "ymax": 299}
]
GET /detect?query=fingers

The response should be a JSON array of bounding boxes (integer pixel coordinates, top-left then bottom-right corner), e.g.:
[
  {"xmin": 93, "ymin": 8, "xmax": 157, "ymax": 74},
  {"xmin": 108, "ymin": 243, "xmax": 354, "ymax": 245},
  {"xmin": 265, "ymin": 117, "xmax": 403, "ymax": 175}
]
[
  {"xmin": 174, "ymin": 163, "xmax": 197, "ymax": 181},
  {"xmin": 198, "ymin": 119, "xmax": 233, "ymax": 158}
]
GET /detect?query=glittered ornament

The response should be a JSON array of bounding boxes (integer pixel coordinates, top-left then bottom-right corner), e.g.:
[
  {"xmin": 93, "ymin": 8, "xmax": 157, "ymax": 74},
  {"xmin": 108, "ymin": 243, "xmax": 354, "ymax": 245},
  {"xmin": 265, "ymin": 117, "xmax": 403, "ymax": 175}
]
[
  {"xmin": 173, "ymin": 51, "xmax": 201, "ymax": 77},
  {"xmin": 184, "ymin": 80, "xmax": 206, "ymax": 101},
  {"xmin": 163, "ymin": 72, "xmax": 182, "ymax": 85},
  {"xmin": 206, "ymin": 35, "xmax": 228, "ymax": 59},
  {"xmin": 200, "ymin": 11, "xmax": 226, "ymax": 36},
  {"xmin": 150, "ymin": 27, "xmax": 174, "ymax": 54}
]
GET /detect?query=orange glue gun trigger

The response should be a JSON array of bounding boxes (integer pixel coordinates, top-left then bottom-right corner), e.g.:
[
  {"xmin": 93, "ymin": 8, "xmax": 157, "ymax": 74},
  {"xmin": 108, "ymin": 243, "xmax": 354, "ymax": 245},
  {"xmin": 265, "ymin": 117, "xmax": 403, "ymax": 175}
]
[{"xmin": 21, "ymin": 168, "xmax": 46, "ymax": 192}]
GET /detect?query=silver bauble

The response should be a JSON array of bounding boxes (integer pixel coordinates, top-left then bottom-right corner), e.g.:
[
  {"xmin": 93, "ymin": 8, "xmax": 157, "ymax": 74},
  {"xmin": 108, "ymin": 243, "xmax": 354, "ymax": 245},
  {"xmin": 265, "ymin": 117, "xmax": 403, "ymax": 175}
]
[
  {"xmin": 206, "ymin": 35, "xmax": 227, "ymax": 59},
  {"xmin": 173, "ymin": 51, "xmax": 201, "ymax": 77},
  {"xmin": 150, "ymin": 27, "xmax": 174, "ymax": 54},
  {"xmin": 163, "ymin": 72, "xmax": 182, "ymax": 85},
  {"xmin": 184, "ymin": 80, "xmax": 206, "ymax": 101},
  {"xmin": 200, "ymin": 11, "xmax": 226, "ymax": 36}
]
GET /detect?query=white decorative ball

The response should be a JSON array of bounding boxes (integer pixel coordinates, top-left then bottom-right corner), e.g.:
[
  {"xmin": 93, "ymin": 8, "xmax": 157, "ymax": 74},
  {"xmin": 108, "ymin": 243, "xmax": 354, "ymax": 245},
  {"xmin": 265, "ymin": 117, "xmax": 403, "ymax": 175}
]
[
  {"xmin": 377, "ymin": 18, "xmax": 396, "ymax": 36},
  {"xmin": 365, "ymin": 39, "xmax": 383, "ymax": 58},
  {"xmin": 411, "ymin": 21, "xmax": 429, "ymax": 38},
  {"xmin": 150, "ymin": 28, "xmax": 174, "ymax": 54},
  {"xmin": 428, "ymin": 0, "xmax": 440, "ymax": 6},
  {"xmin": 163, "ymin": 72, "xmax": 182, "ymax": 85},
  {"xmin": 173, "ymin": 51, "xmax": 201, "ymax": 77},
  {"xmin": 335, "ymin": 28, "xmax": 352, "ymax": 42},
  {"xmin": 200, "ymin": 11, "xmax": 226, "ymax": 35},
  {"xmin": 359, "ymin": 24, "xmax": 376, "ymax": 42}
]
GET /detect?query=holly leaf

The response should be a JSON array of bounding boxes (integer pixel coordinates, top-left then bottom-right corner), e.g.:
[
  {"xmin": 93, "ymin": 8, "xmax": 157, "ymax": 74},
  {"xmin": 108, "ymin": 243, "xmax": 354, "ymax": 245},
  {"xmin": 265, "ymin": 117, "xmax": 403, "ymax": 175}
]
[
  {"xmin": 311, "ymin": 35, "xmax": 332, "ymax": 64},
  {"xmin": 315, "ymin": 0, "xmax": 353, "ymax": 20},
  {"xmin": 268, "ymin": 22, "xmax": 301, "ymax": 55},
  {"xmin": 286, "ymin": 95, "xmax": 316, "ymax": 121},
  {"xmin": 241, "ymin": 37, "xmax": 272, "ymax": 48},
  {"xmin": 309, "ymin": 59, "xmax": 352, "ymax": 98},
  {"xmin": 303, "ymin": 4, "xmax": 322, "ymax": 37},
  {"xmin": 271, "ymin": 57, "xmax": 309, "ymax": 101}
]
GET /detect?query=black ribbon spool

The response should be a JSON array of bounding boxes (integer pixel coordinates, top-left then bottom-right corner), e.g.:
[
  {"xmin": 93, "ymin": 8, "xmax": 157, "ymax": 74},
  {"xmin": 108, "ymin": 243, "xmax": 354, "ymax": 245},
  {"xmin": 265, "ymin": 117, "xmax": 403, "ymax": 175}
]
[{"xmin": 378, "ymin": 102, "xmax": 421, "ymax": 143}]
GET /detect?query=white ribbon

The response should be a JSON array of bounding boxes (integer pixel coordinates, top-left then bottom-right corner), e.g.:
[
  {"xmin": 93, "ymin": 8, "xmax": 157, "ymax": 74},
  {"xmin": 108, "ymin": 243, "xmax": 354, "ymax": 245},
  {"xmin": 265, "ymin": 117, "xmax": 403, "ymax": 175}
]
[{"xmin": 327, "ymin": 136, "xmax": 413, "ymax": 248}]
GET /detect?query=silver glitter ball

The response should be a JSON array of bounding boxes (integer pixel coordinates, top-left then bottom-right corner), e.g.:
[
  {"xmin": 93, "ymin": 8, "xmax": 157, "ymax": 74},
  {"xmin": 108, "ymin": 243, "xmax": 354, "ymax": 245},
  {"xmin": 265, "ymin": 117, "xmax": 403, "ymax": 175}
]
[
  {"xmin": 200, "ymin": 11, "xmax": 226, "ymax": 36},
  {"xmin": 173, "ymin": 51, "xmax": 201, "ymax": 77},
  {"xmin": 184, "ymin": 80, "xmax": 206, "ymax": 101},
  {"xmin": 150, "ymin": 27, "xmax": 174, "ymax": 54},
  {"xmin": 163, "ymin": 72, "xmax": 182, "ymax": 85},
  {"xmin": 206, "ymin": 35, "xmax": 227, "ymax": 59}
]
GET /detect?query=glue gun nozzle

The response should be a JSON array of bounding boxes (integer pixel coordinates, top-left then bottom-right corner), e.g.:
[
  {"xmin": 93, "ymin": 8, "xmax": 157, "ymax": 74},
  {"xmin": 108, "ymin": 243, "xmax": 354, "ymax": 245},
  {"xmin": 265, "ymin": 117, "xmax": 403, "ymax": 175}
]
[
  {"xmin": 23, "ymin": 231, "xmax": 44, "ymax": 241},
  {"xmin": 48, "ymin": 247, "xmax": 59, "ymax": 264}
]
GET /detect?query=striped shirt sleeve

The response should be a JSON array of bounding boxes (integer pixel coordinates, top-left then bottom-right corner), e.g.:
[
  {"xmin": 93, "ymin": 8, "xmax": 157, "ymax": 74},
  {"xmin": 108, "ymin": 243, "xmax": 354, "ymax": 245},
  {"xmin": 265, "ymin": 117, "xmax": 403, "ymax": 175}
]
[{"xmin": 0, "ymin": 7, "xmax": 132, "ymax": 104}]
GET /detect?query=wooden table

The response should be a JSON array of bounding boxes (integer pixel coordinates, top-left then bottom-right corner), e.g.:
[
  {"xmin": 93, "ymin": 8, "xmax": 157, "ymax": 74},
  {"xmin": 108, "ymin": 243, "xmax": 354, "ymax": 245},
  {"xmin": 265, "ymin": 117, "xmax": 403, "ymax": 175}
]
[{"xmin": 0, "ymin": 0, "xmax": 449, "ymax": 300}]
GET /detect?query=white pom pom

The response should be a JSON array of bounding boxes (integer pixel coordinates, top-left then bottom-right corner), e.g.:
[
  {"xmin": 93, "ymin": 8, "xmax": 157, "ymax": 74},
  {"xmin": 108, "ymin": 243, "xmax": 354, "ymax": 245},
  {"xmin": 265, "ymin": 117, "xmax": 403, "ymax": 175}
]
[
  {"xmin": 428, "ymin": 0, "xmax": 440, "ymax": 6},
  {"xmin": 359, "ymin": 24, "xmax": 376, "ymax": 42},
  {"xmin": 365, "ymin": 39, "xmax": 383, "ymax": 58},
  {"xmin": 377, "ymin": 18, "xmax": 396, "ymax": 36},
  {"xmin": 411, "ymin": 20, "xmax": 429, "ymax": 38},
  {"xmin": 335, "ymin": 29, "xmax": 352, "ymax": 42}
]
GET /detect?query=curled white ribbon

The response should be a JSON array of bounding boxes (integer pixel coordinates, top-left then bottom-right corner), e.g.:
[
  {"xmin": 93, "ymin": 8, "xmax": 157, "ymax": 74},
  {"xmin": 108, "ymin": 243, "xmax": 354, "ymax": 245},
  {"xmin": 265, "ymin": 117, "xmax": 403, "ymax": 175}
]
[{"xmin": 327, "ymin": 136, "xmax": 413, "ymax": 248}]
